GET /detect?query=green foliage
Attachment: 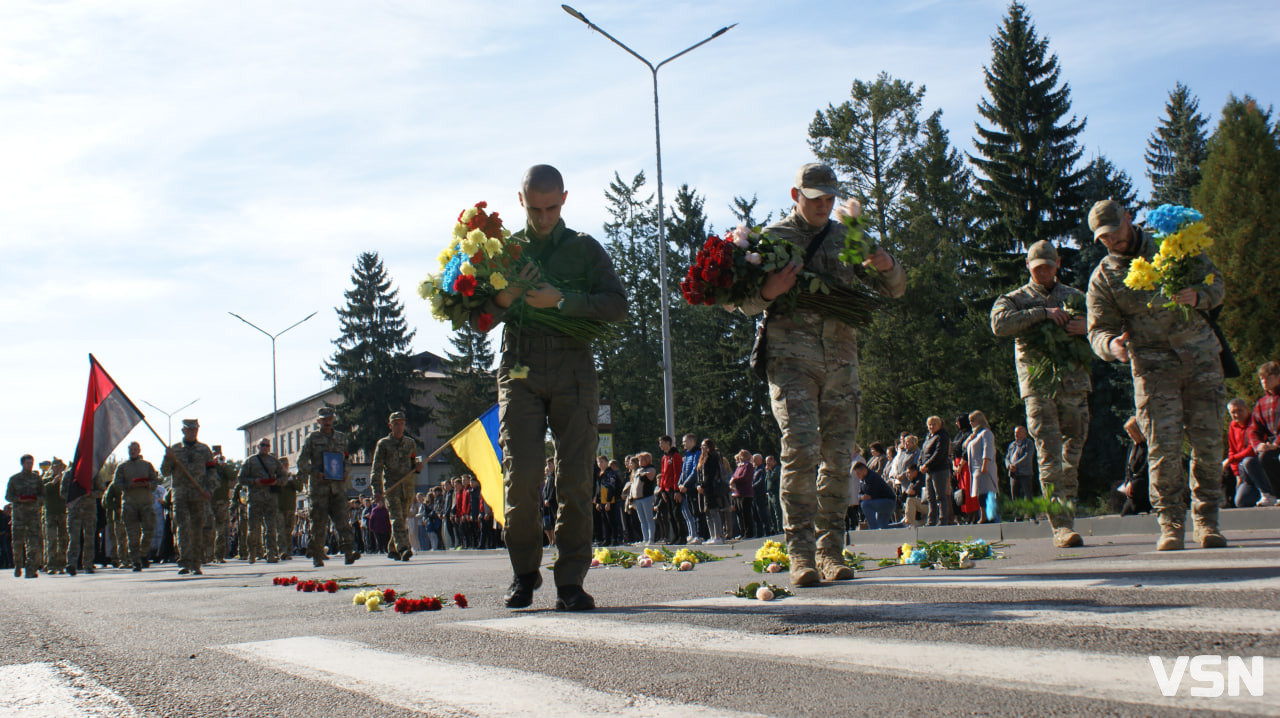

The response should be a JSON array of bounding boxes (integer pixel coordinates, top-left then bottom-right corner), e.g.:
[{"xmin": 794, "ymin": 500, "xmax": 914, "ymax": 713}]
[
  {"xmin": 1146, "ymin": 82, "xmax": 1210, "ymax": 208},
  {"xmin": 970, "ymin": 1, "xmax": 1087, "ymax": 289},
  {"xmin": 437, "ymin": 322, "xmax": 496, "ymax": 472},
  {"xmin": 1021, "ymin": 295, "xmax": 1093, "ymax": 396},
  {"xmin": 1194, "ymin": 95, "xmax": 1280, "ymax": 396},
  {"xmin": 322, "ymin": 252, "xmax": 430, "ymax": 458}
]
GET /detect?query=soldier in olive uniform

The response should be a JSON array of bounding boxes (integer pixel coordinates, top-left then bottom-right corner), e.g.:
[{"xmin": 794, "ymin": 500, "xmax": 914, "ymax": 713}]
[
  {"xmin": 42, "ymin": 459, "xmax": 70, "ymax": 573},
  {"xmin": 232, "ymin": 484, "xmax": 249, "ymax": 559},
  {"xmin": 483, "ymin": 165, "xmax": 627, "ymax": 611},
  {"xmin": 207, "ymin": 448, "xmax": 235, "ymax": 563},
  {"xmin": 102, "ymin": 479, "xmax": 125, "ymax": 567},
  {"xmin": 7, "ymin": 455, "xmax": 44, "ymax": 578},
  {"xmin": 1086, "ymin": 200, "xmax": 1228, "ymax": 550},
  {"xmin": 297, "ymin": 407, "xmax": 359, "ymax": 567},
  {"xmin": 740, "ymin": 163, "xmax": 905, "ymax": 587},
  {"xmin": 238, "ymin": 437, "xmax": 283, "ymax": 563},
  {"xmin": 113, "ymin": 442, "xmax": 159, "ymax": 571},
  {"xmin": 371, "ymin": 411, "xmax": 422, "ymax": 562},
  {"xmin": 61, "ymin": 458, "xmax": 106, "ymax": 575},
  {"xmin": 274, "ymin": 457, "xmax": 301, "ymax": 560},
  {"xmin": 160, "ymin": 419, "xmax": 219, "ymax": 574},
  {"xmin": 991, "ymin": 240, "xmax": 1091, "ymax": 547}
]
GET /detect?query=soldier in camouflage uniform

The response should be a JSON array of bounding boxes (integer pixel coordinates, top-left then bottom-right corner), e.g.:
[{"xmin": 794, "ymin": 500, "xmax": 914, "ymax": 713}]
[
  {"xmin": 7, "ymin": 455, "xmax": 44, "ymax": 578},
  {"xmin": 297, "ymin": 407, "xmax": 359, "ymax": 567},
  {"xmin": 238, "ymin": 437, "xmax": 282, "ymax": 563},
  {"xmin": 61, "ymin": 458, "xmax": 106, "ymax": 575},
  {"xmin": 207, "ymin": 449, "xmax": 235, "ymax": 563},
  {"xmin": 991, "ymin": 240, "xmax": 1091, "ymax": 547},
  {"xmin": 160, "ymin": 419, "xmax": 219, "ymax": 574},
  {"xmin": 42, "ymin": 459, "xmax": 69, "ymax": 573},
  {"xmin": 113, "ymin": 442, "xmax": 159, "ymax": 571},
  {"xmin": 275, "ymin": 457, "xmax": 301, "ymax": 560},
  {"xmin": 740, "ymin": 163, "xmax": 905, "ymax": 587},
  {"xmin": 371, "ymin": 411, "xmax": 422, "ymax": 562},
  {"xmin": 102, "ymin": 479, "xmax": 125, "ymax": 568},
  {"xmin": 1086, "ymin": 200, "xmax": 1228, "ymax": 550},
  {"xmin": 232, "ymin": 484, "xmax": 249, "ymax": 559}
]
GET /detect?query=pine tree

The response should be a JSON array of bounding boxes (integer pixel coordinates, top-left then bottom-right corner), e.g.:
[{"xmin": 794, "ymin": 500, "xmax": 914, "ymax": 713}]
[
  {"xmin": 1062, "ymin": 155, "xmax": 1138, "ymax": 290},
  {"xmin": 1145, "ymin": 83, "xmax": 1209, "ymax": 208},
  {"xmin": 322, "ymin": 252, "xmax": 430, "ymax": 458},
  {"xmin": 436, "ymin": 322, "xmax": 496, "ymax": 455},
  {"xmin": 1195, "ymin": 95, "xmax": 1280, "ymax": 392},
  {"xmin": 809, "ymin": 72, "xmax": 925, "ymax": 244},
  {"xmin": 970, "ymin": 1, "xmax": 1087, "ymax": 289}
]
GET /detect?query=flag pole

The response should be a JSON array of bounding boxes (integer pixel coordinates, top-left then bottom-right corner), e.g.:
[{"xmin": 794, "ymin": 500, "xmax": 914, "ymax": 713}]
[
  {"xmin": 139, "ymin": 413, "xmax": 209, "ymax": 498},
  {"xmin": 381, "ymin": 418, "xmax": 487, "ymax": 495}
]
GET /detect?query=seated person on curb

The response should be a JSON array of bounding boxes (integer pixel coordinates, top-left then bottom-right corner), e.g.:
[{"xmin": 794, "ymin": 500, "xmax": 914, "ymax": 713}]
[
  {"xmin": 854, "ymin": 459, "xmax": 896, "ymax": 530},
  {"xmin": 1228, "ymin": 397, "xmax": 1279, "ymax": 507}
]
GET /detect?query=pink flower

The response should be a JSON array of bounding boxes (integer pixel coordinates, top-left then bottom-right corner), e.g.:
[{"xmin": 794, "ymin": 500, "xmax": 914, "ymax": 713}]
[
  {"xmin": 731, "ymin": 224, "xmax": 751, "ymax": 246},
  {"xmin": 835, "ymin": 198, "xmax": 862, "ymax": 220},
  {"xmin": 745, "ymin": 252, "xmax": 762, "ymax": 265}
]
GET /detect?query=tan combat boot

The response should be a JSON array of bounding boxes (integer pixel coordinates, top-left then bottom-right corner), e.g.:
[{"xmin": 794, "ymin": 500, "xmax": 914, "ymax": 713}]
[
  {"xmin": 1048, "ymin": 500, "xmax": 1083, "ymax": 548},
  {"xmin": 1156, "ymin": 512, "xmax": 1185, "ymax": 551},
  {"xmin": 1193, "ymin": 515, "xmax": 1228, "ymax": 549},
  {"xmin": 817, "ymin": 551, "xmax": 854, "ymax": 581},
  {"xmin": 789, "ymin": 546, "xmax": 820, "ymax": 587}
]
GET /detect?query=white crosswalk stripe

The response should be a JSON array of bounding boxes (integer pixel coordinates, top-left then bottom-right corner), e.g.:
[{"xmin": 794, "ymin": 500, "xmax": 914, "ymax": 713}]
[
  {"xmin": 221, "ymin": 636, "xmax": 762, "ymax": 718},
  {"xmin": 459, "ymin": 614, "xmax": 1280, "ymax": 715},
  {"xmin": 0, "ymin": 661, "xmax": 139, "ymax": 718}
]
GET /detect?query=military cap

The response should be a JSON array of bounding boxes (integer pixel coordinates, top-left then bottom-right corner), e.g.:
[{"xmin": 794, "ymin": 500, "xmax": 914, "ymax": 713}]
[
  {"xmin": 181, "ymin": 419, "xmax": 199, "ymax": 429},
  {"xmin": 1089, "ymin": 199, "xmax": 1125, "ymax": 240},
  {"xmin": 388, "ymin": 411, "xmax": 406, "ymax": 422},
  {"xmin": 317, "ymin": 407, "xmax": 335, "ymax": 419},
  {"xmin": 1026, "ymin": 240, "xmax": 1059, "ymax": 268},
  {"xmin": 794, "ymin": 163, "xmax": 839, "ymax": 199}
]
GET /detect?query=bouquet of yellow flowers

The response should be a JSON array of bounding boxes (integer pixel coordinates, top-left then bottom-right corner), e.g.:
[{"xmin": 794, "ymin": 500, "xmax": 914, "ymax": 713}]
[
  {"xmin": 752, "ymin": 540, "xmax": 789, "ymax": 573},
  {"xmin": 1123, "ymin": 204, "xmax": 1216, "ymax": 315}
]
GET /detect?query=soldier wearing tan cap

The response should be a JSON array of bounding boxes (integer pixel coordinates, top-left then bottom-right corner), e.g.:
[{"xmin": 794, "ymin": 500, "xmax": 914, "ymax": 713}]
[
  {"xmin": 370, "ymin": 411, "xmax": 422, "ymax": 561},
  {"xmin": 991, "ymin": 239, "xmax": 1091, "ymax": 547},
  {"xmin": 1085, "ymin": 199, "xmax": 1228, "ymax": 550},
  {"xmin": 297, "ymin": 406, "xmax": 360, "ymax": 567}
]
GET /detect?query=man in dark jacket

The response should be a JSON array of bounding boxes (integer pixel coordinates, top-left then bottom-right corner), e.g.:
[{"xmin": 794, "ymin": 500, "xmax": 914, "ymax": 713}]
[{"xmin": 920, "ymin": 416, "xmax": 952, "ymax": 526}]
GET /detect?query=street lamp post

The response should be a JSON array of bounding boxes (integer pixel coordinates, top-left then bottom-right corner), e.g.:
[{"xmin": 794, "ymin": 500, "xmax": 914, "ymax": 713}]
[
  {"xmin": 561, "ymin": 4, "xmax": 736, "ymax": 438},
  {"xmin": 140, "ymin": 397, "xmax": 200, "ymax": 446},
  {"xmin": 228, "ymin": 311, "xmax": 317, "ymax": 451}
]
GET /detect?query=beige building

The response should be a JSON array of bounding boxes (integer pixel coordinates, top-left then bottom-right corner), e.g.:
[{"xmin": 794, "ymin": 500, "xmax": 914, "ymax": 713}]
[{"xmin": 236, "ymin": 350, "xmax": 457, "ymax": 492}]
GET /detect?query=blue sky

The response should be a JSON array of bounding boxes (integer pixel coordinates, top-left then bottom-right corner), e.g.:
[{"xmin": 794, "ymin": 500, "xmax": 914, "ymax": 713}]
[{"xmin": 2, "ymin": 0, "xmax": 1278, "ymax": 465}]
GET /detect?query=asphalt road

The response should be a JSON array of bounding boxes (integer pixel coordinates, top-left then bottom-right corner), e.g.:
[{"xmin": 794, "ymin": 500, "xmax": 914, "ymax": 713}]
[{"xmin": 2, "ymin": 525, "xmax": 1277, "ymax": 717}]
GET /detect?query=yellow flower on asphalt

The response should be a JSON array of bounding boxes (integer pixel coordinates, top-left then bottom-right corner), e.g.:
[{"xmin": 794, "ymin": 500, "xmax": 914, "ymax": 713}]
[
  {"xmin": 353, "ymin": 591, "xmax": 368, "ymax": 605},
  {"xmin": 489, "ymin": 272, "xmax": 508, "ymax": 291},
  {"xmin": 459, "ymin": 262, "xmax": 476, "ymax": 277}
]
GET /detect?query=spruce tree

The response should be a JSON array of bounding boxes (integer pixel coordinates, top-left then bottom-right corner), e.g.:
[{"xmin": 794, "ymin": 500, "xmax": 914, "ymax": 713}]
[
  {"xmin": 436, "ymin": 322, "xmax": 496, "ymax": 455},
  {"xmin": 809, "ymin": 72, "xmax": 925, "ymax": 244},
  {"xmin": 970, "ymin": 1, "xmax": 1087, "ymax": 289},
  {"xmin": 322, "ymin": 252, "xmax": 430, "ymax": 458},
  {"xmin": 1194, "ymin": 95, "xmax": 1280, "ymax": 391},
  {"xmin": 1145, "ymin": 82, "xmax": 1209, "ymax": 208}
]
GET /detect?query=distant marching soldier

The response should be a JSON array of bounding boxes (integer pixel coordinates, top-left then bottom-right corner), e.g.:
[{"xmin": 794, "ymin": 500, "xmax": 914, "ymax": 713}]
[
  {"xmin": 238, "ymin": 437, "xmax": 283, "ymax": 563},
  {"xmin": 208, "ymin": 447, "xmax": 236, "ymax": 563},
  {"xmin": 371, "ymin": 411, "xmax": 422, "ymax": 562},
  {"xmin": 274, "ymin": 457, "xmax": 302, "ymax": 561},
  {"xmin": 61, "ymin": 456, "xmax": 106, "ymax": 575},
  {"xmin": 7, "ymin": 455, "xmax": 44, "ymax": 578},
  {"xmin": 42, "ymin": 459, "xmax": 70, "ymax": 573},
  {"xmin": 297, "ymin": 407, "xmax": 360, "ymax": 568},
  {"xmin": 160, "ymin": 419, "xmax": 219, "ymax": 575},
  {"xmin": 102, "ymin": 478, "xmax": 126, "ymax": 568},
  {"xmin": 113, "ymin": 441, "xmax": 159, "ymax": 571}
]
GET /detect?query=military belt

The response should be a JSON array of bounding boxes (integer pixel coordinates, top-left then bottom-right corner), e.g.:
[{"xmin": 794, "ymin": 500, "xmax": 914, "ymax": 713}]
[{"xmin": 505, "ymin": 335, "xmax": 588, "ymax": 352}]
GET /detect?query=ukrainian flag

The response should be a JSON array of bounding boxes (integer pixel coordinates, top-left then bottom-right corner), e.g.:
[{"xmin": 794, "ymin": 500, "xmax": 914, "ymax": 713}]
[{"xmin": 448, "ymin": 404, "xmax": 505, "ymax": 525}]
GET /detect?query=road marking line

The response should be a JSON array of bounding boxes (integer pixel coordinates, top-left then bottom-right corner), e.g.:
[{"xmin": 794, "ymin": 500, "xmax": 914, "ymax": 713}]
[
  {"xmin": 846, "ymin": 570, "xmax": 1280, "ymax": 591},
  {"xmin": 655, "ymin": 596, "xmax": 1280, "ymax": 635},
  {"xmin": 221, "ymin": 636, "xmax": 759, "ymax": 717},
  {"xmin": 0, "ymin": 661, "xmax": 139, "ymax": 718},
  {"xmin": 460, "ymin": 615, "xmax": 1280, "ymax": 715}
]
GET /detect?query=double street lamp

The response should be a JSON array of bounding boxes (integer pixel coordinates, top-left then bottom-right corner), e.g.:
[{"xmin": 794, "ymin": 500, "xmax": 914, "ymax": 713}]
[
  {"xmin": 141, "ymin": 397, "xmax": 200, "ymax": 447},
  {"xmin": 561, "ymin": 5, "xmax": 736, "ymax": 438},
  {"xmin": 228, "ymin": 311, "xmax": 317, "ymax": 453}
]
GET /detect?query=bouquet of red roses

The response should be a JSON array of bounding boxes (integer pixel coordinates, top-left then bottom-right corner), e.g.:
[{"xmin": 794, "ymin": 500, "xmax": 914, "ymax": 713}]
[{"xmin": 680, "ymin": 222, "xmax": 882, "ymax": 327}]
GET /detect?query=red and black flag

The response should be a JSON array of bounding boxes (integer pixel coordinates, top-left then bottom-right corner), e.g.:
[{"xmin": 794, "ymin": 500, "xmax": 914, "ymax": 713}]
[{"xmin": 68, "ymin": 354, "xmax": 144, "ymax": 503}]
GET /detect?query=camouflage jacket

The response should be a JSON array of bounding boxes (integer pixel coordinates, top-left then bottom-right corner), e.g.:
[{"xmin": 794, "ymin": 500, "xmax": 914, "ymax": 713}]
[
  {"xmin": 212, "ymin": 462, "xmax": 236, "ymax": 500},
  {"xmin": 113, "ymin": 457, "xmax": 160, "ymax": 501},
  {"xmin": 370, "ymin": 434, "xmax": 420, "ymax": 494},
  {"xmin": 238, "ymin": 453, "xmax": 282, "ymax": 488},
  {"xmin": 6, "ymin": 470, "xmax": 43, "ymax": 505},
  {"xmin": 42, "ymin": 470, "xmax": 66, "ymax": 513},
  {"xmin": 60, "ymin": 468, "xmax": 105, "ymax": 503},
  {"xmin": 297, "ymin": 428, "xmax": 350, "ymax": 494},
  {"xmin": 739, "ymin": 211, "xmax": 906, "ymax": 363},
  {"xmin": 1087, "ymin": 229, "xmax": 1224, "ymax": 372},
  {"xmin": 991, "ymin": 280, "xmax": 1092, "ymax": 398},
  {"xmin": 160, "ymin": 440, "xmax": 219, "ymax": 500}
]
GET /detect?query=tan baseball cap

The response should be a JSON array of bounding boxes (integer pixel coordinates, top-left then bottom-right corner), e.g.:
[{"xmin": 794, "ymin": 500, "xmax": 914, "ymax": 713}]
[
  {"xmin": 794, "ymin": 163, "xmax": 839, "ymax": 199},
  {"xmin": 1089, "ymin": 200, "xmax": 1124, "ymax": 240},
  {"xmin": 1026, "ymin": 240, "xmax": 1059, "ymax": 268},
  {"xmin": 388, "ymin": 411, "xmax": 406, "ymax": 422}
]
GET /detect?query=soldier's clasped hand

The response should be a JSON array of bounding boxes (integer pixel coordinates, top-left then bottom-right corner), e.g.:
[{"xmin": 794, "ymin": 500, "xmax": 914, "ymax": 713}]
[{"xmin": 761, "ymin": 263, "xmax": 801, "ymax": 301}]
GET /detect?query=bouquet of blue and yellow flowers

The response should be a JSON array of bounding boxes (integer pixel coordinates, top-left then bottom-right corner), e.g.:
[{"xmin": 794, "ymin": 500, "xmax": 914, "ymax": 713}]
[{"xmin": 1123, "ymin": 204, "xmax": 1216, "ymax": 315}]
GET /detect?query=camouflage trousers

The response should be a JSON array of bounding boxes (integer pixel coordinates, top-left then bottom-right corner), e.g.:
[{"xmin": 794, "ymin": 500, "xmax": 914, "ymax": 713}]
[
  {"xmin": 105, "ymin": 506, "xmax": 125, "ymax": 564},
  {"xmin": 309, "ymin": 486, "xmax": 355, "ymax": 557},
  {"xmin": 44, "ymin": 509, "xmax": 68, "ymax": 569},
  {"xmin": 1025, "ymin": 391, "xmax": 1089, "ymax": 509},
  {"xmin": 10, "ymin": 504, "xmax": 42, "ymax": 571},
  {"xmin": 210, "ymin": 497, "xmax": 231, "ymax": 561},
  {"xmin": 247, "ymin": 488, "xmax": 279, "ymax": 560},
  {"xmin": 767, "ymin": 352, "xmax": 858, "ymax": 559},
  {"xmin": 1133, "ymin": 352, "xmax": 1226, "ymax": 520},
  {"xmin": 385, "ymin": 479, "xmax": 416, "ymax": 556},
  {"xmin": 173, "ymin": 497, "xmax": 209, "ymax": 570},
  {"xmin": 236, "ymin": 503, "xmax": 249, "ymax": 558},
  {"xmin": 275, "ymin": 505, "xmax": 297, "ymax": 558},
  {"xmin": 65, "ymin": 496, "xmax": 97, "ymax": 570},
  {"xmin": 121, "ymin": 496, "xmax": 156, "ymax": 563}
]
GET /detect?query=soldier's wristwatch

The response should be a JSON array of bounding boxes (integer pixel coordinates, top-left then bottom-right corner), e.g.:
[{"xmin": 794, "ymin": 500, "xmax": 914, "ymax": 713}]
[{"xmin": 557, "ymin": 295, "xmax": 566, "ymax": 310}]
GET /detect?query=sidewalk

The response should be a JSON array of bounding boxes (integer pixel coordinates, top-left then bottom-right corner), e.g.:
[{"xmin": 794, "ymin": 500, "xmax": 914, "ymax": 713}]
[{"xmin": 842, "ymin": 506, "xmax": 1279, "ymax": 545}]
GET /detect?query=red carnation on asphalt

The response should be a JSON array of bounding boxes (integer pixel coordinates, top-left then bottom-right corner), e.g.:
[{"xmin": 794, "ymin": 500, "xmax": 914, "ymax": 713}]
[
  {"xmin": 453, "ymin": 593, "xmax": 468, "ymax": 609},
  {"xmin": 323, "ymin": 581, "xmax": 338, "ymax": 593},
  {"xmin": 383, "ymin": 588, "xmax": 396, "ymax": 601}
]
